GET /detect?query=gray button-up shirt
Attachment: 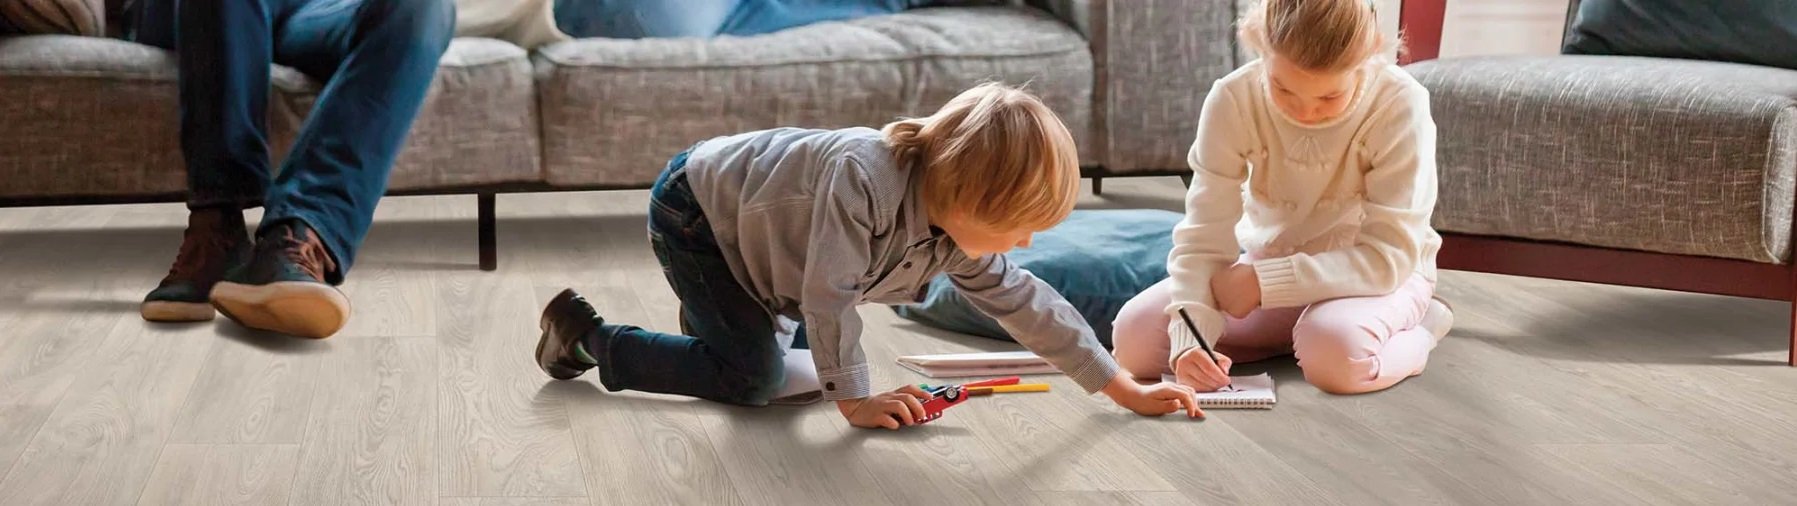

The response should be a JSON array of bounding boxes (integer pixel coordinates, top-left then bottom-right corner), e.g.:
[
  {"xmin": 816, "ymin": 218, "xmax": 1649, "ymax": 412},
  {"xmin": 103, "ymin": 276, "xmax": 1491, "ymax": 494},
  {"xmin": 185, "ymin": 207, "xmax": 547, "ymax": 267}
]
[{"xmin": 684, "ymin": 127, "xmax": 1120, "ymax": 401}]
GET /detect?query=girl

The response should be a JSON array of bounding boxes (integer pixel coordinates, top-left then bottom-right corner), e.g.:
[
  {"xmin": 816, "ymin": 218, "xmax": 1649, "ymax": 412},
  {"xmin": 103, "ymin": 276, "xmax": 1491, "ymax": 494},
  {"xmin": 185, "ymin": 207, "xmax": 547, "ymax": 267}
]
[
  {"xmin": 534, "ymin": 83, "xmax": 1203, "ymax": 429},
  {"xmin": 1113, "ymin": 0, "xmax": 1453, "ymax": 395}
]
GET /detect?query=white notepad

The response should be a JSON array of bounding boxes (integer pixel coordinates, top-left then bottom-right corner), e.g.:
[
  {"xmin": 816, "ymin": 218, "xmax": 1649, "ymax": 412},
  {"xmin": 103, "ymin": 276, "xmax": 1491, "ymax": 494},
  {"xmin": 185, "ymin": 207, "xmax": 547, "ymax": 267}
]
[
  {"xmin": 894, "ymin": 351, "xmax": 1060, "ymax": 378},
  {"xmin": 1161, "ymin": 372, "xmax": 1277, "ymax": 409}
]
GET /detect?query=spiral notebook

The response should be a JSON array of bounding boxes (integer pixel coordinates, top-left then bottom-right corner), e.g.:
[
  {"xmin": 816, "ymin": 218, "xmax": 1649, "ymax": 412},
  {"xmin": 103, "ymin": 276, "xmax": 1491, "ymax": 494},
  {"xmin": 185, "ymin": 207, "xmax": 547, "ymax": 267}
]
[{"xmin": 1161, "ymin": 372, "xmax": 1277, "ymax": 409}]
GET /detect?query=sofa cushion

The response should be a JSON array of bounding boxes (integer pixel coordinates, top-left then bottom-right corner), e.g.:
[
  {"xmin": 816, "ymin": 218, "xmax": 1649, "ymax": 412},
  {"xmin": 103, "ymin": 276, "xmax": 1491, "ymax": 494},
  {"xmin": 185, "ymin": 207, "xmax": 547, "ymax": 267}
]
[
  {"xmin": 891, "ymin": 209, "xmax": 1182, "ymax": 349},
  {"xmin": 534, "ymin": 6, "xmax": 1094, "ymax": 188},
  {"xmin": 1564, "ymin": 0, "xmax": 1797, "ymax": 71},
  {"xmin": 273, "ymin": 37, "xmax": 540, "ymax": 192},
  {"xmin": 1409, "ymin": 55, "xmax": 1797, "ymax": 263},
  {"xmin": 0, "ymin": 36, "xmax": 533, "ymax": 201}
]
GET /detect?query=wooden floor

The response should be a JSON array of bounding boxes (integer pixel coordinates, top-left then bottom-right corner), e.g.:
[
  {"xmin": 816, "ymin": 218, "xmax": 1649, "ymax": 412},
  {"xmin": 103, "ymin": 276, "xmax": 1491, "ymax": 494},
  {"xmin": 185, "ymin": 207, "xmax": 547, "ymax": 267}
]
[{"xmin": 2, "ymin": 177, "xmax": 1795, "ymax": 506}]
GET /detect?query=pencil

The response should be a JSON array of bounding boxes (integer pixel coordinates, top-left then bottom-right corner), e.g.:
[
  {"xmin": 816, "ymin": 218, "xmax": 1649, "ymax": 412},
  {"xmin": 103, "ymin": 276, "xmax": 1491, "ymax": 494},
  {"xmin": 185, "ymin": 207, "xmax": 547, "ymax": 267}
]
[
  {"xmin": 968, "ymin": 383, "xmax": 1050, "ymax": 395},
  {"xmin": 1177, "ymin": 307, "xmax": 1232, "ymax": 388}
]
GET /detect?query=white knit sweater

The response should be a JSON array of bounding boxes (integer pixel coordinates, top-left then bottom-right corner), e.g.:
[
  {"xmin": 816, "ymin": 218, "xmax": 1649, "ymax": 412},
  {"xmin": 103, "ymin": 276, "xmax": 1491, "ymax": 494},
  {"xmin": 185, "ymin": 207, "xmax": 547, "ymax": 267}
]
[
  {"xmin": 453, "ymin": 0, "xmax": 567, "ymax": 49},
  {"xmin": 1165, "ymin": 59, "xmax": 1442, "ymax": 360}
]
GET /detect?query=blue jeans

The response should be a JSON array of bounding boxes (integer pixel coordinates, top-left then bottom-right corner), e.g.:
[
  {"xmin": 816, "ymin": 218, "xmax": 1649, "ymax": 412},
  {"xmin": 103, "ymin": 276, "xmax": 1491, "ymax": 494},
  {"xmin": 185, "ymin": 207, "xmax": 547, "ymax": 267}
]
[
  {"xmin": 552, "ymin": 0, "xmax": 931, "ymax": 39},
  {"xmin": 584, "ymin": 153, "xmax": 799, "ymax": 406},
  {"xmin": 130, "ymin": 0, "xmax": 454, "ymax": 283}
]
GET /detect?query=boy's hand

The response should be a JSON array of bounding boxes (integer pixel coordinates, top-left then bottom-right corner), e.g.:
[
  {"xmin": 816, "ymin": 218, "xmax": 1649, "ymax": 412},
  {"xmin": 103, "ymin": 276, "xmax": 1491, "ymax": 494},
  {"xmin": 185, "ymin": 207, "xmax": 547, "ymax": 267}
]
[
  {"xmin": 836, "ymin": 385, "xmax": 932, "ymax": 430},
  {"xmin": 1101, "ymin": 373, "xmax": 1203, "ymax": 419},
  {"xmin": 1210, "ymin": 262, "xmax": 1262, "ymax": 318},
  {"xmin": 1174, "ymin": 347, "xmax": 1234, "ymax": 392}
]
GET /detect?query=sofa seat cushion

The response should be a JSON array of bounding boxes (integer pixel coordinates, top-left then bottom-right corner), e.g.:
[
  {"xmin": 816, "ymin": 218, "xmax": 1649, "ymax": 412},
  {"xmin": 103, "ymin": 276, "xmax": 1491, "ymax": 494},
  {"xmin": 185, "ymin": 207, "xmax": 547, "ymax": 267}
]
[
  {"xmin": 1409, "ymin": 55, "xmax": 1797, "ymax": 263},
  {"xmin": 534, "ymin": 5, "xmax": 1094, "ymax": 188},
  {"xmin": 274, "ymin": 37, "xmax": 540, "ymax": 192},
  {"xmin": 0, "ymin": 35, "xmax": 535, "ymax": 201}
]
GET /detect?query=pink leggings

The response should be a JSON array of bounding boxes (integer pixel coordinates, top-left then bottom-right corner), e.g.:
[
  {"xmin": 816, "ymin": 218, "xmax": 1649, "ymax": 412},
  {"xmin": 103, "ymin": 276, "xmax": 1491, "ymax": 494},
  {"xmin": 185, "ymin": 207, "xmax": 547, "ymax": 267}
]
[{"xmin": 1112, "ymin": 273, "xmax": 1437, "ymax": 394}]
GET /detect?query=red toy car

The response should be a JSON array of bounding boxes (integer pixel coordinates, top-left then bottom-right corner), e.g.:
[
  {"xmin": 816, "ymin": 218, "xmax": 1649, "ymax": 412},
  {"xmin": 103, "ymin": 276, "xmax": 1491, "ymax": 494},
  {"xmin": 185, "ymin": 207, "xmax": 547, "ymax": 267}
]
[{"xmin": 917, "ymin": 385, "xmax": 970, "ymax": 424}]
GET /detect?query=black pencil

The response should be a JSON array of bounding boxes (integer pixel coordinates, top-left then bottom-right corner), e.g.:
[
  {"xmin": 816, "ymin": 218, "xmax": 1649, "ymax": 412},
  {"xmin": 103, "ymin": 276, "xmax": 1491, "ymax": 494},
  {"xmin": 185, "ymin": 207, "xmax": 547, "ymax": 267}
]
[{"xmin": 1177, "ymin": 307, "xmax": 1231, "ymax": 388}]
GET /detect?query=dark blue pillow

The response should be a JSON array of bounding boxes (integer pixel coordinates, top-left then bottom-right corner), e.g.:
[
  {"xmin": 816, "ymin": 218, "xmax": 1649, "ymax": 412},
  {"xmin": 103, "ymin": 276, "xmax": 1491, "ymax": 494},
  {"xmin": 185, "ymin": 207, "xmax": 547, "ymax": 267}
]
[
  {"xmin": 1564, "ymin": 0, "xmax": 1797, "ymax": 70},
  {"xmin": 891, "ymin": 209, "xmax": 1182, "ymax": 349}
]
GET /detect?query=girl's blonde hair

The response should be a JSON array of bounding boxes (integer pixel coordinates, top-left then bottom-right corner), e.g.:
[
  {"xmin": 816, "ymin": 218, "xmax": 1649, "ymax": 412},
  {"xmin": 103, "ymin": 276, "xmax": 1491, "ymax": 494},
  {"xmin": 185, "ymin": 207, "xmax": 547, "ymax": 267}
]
[
  {"xmin": 882, "ymin": 82, "xmax": 1080, "ymax": 232},
  {"xmin": 1239, "ymin": 0, "xmax": 1398, "ymax": 73}
]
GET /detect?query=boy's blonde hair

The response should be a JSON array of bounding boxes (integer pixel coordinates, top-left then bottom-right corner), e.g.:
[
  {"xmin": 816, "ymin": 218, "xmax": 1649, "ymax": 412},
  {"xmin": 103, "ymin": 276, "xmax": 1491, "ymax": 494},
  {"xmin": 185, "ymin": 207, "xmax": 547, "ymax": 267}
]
[
  {"xmin": 882, "ymin": 82, "xmax": 1080, "ymax": 232},
  {"xmin": 1239, "ymin": 0, "xmax": 1398, "ymax": 73}
]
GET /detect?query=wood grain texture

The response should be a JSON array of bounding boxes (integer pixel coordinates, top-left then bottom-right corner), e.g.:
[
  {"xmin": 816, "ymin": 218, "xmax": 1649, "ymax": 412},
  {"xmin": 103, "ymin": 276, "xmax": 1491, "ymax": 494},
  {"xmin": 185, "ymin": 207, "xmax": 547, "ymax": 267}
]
[
  {"xmin": 167, "ymin": 329, "xmax": 328, "ymax": 444},
  {"xmin": 0, "ymin": 317, "xmax": 215, "ymax": 505},
  {"xmin": 136, "ymin": 444, "xmax": 301, "ymax": 506},
  {"xmin": 435, "ymin": 271, "xmax": 586, "ymax": 497},
  {"xmin": 289, "ymin": 338, "xmax": 437, "ymax": 506},
  {"xmin": 1, "ymin": 179, "xmax": 1796, "ymax": 505}
]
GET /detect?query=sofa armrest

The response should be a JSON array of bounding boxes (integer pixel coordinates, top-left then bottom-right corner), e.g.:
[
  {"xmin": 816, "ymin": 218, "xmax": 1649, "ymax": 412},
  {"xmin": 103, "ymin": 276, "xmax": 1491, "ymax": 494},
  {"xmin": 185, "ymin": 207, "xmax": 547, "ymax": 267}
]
[{"xmin": 1044, "ymin": 0, "xmax": 1235, "ymax": 175}]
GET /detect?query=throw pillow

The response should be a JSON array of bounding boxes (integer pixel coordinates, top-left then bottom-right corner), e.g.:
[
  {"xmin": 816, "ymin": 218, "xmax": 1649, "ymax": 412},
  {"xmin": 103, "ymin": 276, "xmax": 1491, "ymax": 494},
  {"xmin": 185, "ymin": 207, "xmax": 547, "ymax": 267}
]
[
  {"xmin": 0, "ymin": 0, "xmax": 106, "ymax": 36},
  {"xmin": 1564, "ymin": 0, "xmax": 1797, "ymax": 70},
  {"xmin": 891, "ymin": 209, "xmax": 1183, "ymax": 349}
]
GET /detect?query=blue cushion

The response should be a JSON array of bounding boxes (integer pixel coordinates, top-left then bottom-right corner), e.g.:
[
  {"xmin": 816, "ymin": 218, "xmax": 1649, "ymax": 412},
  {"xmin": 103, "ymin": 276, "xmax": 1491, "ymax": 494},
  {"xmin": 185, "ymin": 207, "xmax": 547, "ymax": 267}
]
[
  {"xmin": 1564, "ymin": 0, "xmax": 1797, "ymax": 71},
  {"xmin": 890, "ymin": 209, "xmax": 1182, "ymax": 348}
]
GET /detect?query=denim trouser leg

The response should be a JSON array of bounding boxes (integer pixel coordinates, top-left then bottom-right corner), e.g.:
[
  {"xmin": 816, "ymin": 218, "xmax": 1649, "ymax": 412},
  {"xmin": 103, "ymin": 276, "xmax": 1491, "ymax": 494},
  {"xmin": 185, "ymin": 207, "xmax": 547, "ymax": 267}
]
[
  {"xmin": 133, "ymin": 0, "xmax": 454, "ymax": 283},
  {"xmin": 583, "ymin": 154, "xmax": 789, "ymax": 406}
]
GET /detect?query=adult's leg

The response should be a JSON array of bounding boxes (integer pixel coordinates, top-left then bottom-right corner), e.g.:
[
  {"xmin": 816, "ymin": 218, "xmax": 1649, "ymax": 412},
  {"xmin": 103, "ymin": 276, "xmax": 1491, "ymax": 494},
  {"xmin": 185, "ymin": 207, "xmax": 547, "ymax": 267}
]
[
  {"xmin": 137, "ymin": 0, "xmax": 278, "ymax": 322},
  {"xmin": 1291, "ymin": 274, "xmax": 1437, "ymax": 394},
  {"xmin": 262, "ymin": 0, "xmax": 456, "ymax": 282}
]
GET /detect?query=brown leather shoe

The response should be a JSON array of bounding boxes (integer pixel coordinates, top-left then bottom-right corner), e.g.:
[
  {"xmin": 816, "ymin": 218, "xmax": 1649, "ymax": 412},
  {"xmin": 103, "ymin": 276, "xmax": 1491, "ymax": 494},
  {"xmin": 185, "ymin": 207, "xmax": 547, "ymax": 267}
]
[
  {"xmin": 210, "ymin": 220, "xmax": 350, "ymax": 339},
  {"xmin": 536, "ymin": 288, "xmax": 603, "ymax": 380},
  {"xmin": 142, "ymin": 208, "xmax": 251, "ymax": 322}
]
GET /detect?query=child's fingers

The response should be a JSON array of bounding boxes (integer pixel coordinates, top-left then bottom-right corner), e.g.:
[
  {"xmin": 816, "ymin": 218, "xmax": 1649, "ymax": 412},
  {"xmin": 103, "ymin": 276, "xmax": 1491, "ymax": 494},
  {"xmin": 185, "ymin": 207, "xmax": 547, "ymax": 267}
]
[
  {"xmin": 879, "ymin": 415, "xmax": 901, "ymax": 430},
  {"xmin": 886, "ymin": 399, "xmax": 917, "ymax": 426},
  {"xmin": 1159, "ymin": 400, "xmax": 1180, "ymax": 414},
  {"xmin": 898, "ymin": 393, "xmax": 927, "ymax": 423}
]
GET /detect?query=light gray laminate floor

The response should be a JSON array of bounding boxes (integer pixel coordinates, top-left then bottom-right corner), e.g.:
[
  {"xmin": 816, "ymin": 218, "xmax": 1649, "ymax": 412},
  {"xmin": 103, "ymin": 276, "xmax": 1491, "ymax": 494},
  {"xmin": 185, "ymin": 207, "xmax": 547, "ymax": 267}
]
[{"xmin": 2, "ymin": 177, "xmax": 1794, "ymax": 505}]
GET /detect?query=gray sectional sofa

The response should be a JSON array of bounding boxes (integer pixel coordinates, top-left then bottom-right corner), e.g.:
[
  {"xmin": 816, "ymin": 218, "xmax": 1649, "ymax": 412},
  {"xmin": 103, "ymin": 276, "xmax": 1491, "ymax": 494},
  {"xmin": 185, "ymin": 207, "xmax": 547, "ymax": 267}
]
[{"xmin": 0, "ymin": 1, "xmax": 1240, "ymax": 269}]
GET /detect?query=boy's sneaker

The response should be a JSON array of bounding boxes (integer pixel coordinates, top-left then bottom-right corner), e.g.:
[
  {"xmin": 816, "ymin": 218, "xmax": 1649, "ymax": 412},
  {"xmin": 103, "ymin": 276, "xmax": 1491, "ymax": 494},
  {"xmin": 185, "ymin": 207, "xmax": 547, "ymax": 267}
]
[
  {"xmin": 210, "ymin": 220, "xmax": 350, "ymax": 339},
  {"xmin": 142, "ymin": 208, "xmax": 252, "ymax": 322},
  {"xmin": 537, "ymin": 288, "xmax": 603, "ymax": 380}
]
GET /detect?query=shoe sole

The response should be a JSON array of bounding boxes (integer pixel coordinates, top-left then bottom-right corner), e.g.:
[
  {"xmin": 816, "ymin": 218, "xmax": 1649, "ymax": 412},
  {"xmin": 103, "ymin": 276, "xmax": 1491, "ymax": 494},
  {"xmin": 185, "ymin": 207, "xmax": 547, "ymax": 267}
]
[
  {"xmin": 536, "ymin": 289, "xmax": 587, "ymax": 380},
  {"xmin": 211, "ymin": 281, "xmax": 350, "ymax": 339},
  {"xmin": 141, "ymin": 301, "xmax": 216, "ymax": 322}
]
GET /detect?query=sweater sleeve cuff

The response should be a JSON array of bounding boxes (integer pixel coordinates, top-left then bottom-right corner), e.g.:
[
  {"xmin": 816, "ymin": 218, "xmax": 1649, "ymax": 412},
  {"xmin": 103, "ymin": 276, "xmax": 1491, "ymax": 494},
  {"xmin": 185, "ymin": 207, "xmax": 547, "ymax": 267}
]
[
  {"xmin": 1252, "ymin": 256, "xmax": 1305, "ymax": 308},
  {"xmin": 1165, "ymin": 306, "xmax": 1226, "ymax": 367},
  {"xmin": 1063, "ymin": 347, "xmax": 1123, "ymax": 394},
  {"xmin": 817, "ymin": 364, "xmax": 871, "ymax": 401}
]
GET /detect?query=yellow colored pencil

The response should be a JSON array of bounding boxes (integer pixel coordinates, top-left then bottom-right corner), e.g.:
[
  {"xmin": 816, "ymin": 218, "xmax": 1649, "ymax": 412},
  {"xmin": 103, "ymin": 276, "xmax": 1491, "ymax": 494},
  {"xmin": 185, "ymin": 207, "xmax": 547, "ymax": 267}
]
[{"xmin": 969, "ymin": 383, "xmax": 1051, "ymax": 395}]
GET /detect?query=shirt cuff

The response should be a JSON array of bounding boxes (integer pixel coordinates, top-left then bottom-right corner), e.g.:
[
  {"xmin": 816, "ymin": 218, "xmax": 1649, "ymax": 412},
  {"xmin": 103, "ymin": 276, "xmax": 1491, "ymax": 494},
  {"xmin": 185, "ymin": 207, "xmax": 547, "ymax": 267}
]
[
  {"xmin": 1252, "ymin": 256, "xmax": 1304, "ymax": 308},
  {"xmin": 817, "ymin": 363, "xmax": 871, "ymax": 401},
  {"xmin": 1062, "ymin": 347, "xmax": 1123, "ymax": 394}
]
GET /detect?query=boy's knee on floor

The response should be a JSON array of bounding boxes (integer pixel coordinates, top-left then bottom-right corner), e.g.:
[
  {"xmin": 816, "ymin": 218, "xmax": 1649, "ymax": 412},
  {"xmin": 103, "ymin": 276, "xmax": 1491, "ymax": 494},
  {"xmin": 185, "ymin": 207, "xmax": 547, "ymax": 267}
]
[{"xmin": 726, "ymin": 355, "xmax": 789, "ymax": 406}]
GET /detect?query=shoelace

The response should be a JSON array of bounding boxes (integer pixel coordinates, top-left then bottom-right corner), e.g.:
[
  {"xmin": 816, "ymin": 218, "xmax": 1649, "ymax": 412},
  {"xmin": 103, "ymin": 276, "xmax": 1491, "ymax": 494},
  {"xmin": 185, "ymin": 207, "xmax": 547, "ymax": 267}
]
[{"xmin": 268, "ymin": 226, "xmax": 337, "ymax": 282}]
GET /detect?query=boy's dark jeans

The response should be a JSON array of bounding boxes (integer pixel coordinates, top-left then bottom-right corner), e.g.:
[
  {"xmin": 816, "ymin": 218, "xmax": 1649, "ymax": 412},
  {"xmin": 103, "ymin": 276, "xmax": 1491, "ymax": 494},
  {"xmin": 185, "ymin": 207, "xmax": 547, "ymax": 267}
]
[
  {"xmin": 588, "ymin": 152, "xmax": 797, "ymax": 406},
  {"xmin": 131, "ymin": 0, "xmax": 454, "ymax": 282}
]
